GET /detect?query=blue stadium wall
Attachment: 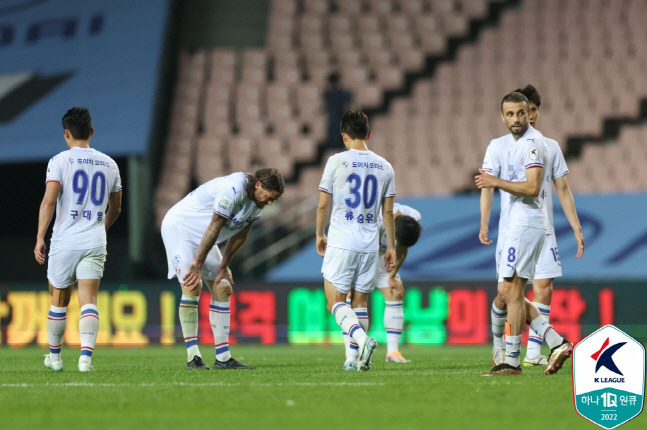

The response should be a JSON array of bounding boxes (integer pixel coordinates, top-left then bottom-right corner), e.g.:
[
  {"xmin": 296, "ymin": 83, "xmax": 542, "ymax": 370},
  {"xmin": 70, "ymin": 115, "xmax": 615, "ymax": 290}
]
[{"xmin": 0, "ymin": 0, "xmax": 170, "ymax": 162}]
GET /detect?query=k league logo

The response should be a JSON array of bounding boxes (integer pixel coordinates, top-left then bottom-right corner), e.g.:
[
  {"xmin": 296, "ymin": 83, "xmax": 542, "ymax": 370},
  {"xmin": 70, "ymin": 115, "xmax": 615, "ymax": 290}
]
[{"xmin": 573, "ymin": 325, "xmax": 645, "ymax": 429}]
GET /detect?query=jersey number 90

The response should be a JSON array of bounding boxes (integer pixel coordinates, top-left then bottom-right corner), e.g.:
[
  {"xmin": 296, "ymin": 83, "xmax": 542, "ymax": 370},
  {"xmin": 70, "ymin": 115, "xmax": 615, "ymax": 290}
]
[{"xmin": 73, "ymin": 170, "xmax": 106, "ymax": 206}]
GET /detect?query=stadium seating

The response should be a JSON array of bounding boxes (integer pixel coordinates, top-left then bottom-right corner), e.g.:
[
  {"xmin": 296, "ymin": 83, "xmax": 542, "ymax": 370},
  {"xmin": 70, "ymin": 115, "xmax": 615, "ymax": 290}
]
[{"xmin": 154, "ymin": 0, "xmax": 647, "ymax": 227}]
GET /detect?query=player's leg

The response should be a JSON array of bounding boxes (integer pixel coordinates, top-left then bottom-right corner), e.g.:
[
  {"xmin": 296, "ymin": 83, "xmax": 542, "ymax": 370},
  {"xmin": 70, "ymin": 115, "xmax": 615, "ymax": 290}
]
[
  {"xmin": 77, "ymin": 278, "xmax": 100, "ymax": 372},
  {"xmin": 161, "ymin": 225, "xmax": 208, "ymax": 369},
  {"xmin": 485, "ymin": 226, "xmax": 543, "ymax": 374},
  {"xmin": 490, "ymin": 232, "xmax": 507, "ymax": 365},
  {"xmin": 502, "ymin": 274, "xmax": 527, "ymax": 370},
  {"xmin": 44, "ymin": 246, "xmax": 77, "ymax": 371},
  {"xmin": 524, "ymin": 299, "xmax": 573, "ymax": 374},
  {"xmin": 378, "ymin": 277, "xmax": 409, "ymax": 363},
  {"xmin": 205, "ymin": 277, "xmax": 253, "ymax": 370},
  {"xmin": 45, "ymin": 283, "xmax": 72, "ymax": 371},
  {"xmin": 524, "ymin": 278, "xmax": 553, "ymax": 365},
  {"xmin": 342, "ymin": 292, "xmax": 359, "ymax": 368},
  {"xmin": 322, "ymin": 247, "xmax": 373, "ymax": 371},
  {"xmin": 352, "ymin": 251, "xmax": 379, "ymax": 371},
  {"xmin": 490, "ymin": 282, "xmax": 507, "ymax": 365},
  {"xmin": 75, "ymin": 246, "xmax": 106, "ymax": 372}
]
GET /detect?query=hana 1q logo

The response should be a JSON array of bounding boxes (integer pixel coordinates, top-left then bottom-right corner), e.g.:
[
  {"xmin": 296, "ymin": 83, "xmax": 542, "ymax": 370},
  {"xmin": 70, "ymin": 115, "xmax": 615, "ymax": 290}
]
[{"xmin": 573, "ymin": 325, "xmax": 645, "ymax": 429}]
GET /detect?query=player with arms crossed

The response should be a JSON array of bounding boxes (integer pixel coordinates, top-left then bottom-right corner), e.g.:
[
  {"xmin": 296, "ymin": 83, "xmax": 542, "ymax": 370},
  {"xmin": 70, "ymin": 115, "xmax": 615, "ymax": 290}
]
[
  {"xmin": 475, "ymin": 92, "xmax": 572, "ymax": 376},
  {"xmin": 317, "ymin": 110, "xmax": 396, "ymax": 371},
  {"xmin": 481, "ymin": 85, "xmax": 585, "ymax": 367},
  {"xmin": 162, "ymin": 168, "xmax": 284, "ymax": 370},
  {"xmin": 35, "ymin": 107, "xmax": 122, "ymax": 372}
]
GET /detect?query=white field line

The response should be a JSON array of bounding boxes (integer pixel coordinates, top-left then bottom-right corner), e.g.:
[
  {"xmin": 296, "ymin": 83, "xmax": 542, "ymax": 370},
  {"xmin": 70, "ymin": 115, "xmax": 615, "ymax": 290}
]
[{"xmin": 2, "ymin": 381, "xmax": 385, "ymax": 388}]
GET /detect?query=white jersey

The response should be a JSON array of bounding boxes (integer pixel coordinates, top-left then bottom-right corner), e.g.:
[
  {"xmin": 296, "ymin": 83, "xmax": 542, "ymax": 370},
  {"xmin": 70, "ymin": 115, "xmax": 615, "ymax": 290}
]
[
  {"xmin": 483, "ymin": 133, "xmax": 568, "ymax": 235},
  {"xmin": 319, "ymin": 149, "xmax": 395, "ymax": 252},
  {"xmin": 46, "ymin": 147, "xmax": 122, "ymax": 250},
  {"xmin": 378, "ymin": 203, "xmax": 422, "ymax": 252},
  {"xmin": 481, "ymin": 134, "xmax": 513, "ymax": 234},
  {"xmin": 163, "ymin": 172, "xmax": 262, "ymax": 245}
]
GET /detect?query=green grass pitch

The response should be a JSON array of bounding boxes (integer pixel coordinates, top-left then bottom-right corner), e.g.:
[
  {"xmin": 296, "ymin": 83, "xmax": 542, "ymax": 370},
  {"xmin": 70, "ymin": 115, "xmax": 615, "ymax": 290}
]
[{"xmin": 1, "ymin": 345, "xmax": 644, "ymax": 430}]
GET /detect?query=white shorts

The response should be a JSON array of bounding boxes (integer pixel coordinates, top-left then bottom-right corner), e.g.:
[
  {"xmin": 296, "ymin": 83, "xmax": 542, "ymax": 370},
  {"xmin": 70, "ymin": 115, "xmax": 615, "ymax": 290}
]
[
  {"xmin": 47, "ymin": 246, "xmax": 107, "ymax": 289},
  {"xmin": 161, "ymin": 220, "xmax": 223, "ymax": 283},
  {"xmin": 495, "ymin": 228, "xmax": 508, "ymax": 281},
  {"xmin": 377, "ymin": 251, "xmax": 401, "ymax": 288},
  {"xmin": 533, "ymin": 233, "xmax": 562, "ymax": 280},
  {"xmin": 498, "ymin": 225, "xmax": 545, "ymax": 280},
  {"xmin": 321, "ymin": 246, "xmax": 378, "ymax": 294}
]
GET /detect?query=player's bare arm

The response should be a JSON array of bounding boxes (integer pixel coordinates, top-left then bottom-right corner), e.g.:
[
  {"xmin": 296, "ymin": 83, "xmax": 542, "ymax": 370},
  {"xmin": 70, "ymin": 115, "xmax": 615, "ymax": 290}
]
[
  {"xmin": 104, "ymin": 190, "xmax": 123, "ymax": 231},
  {"xmin": 34, "ymin": 181, "xmax": 60, "ymax": 265},
  {"xmin": 183, "ymin": 212, "xmax": 227, "ymax": 290},
  {"xmin": 554, "ymin": 175, "xmax": 585, "ymax": 258},
  {"xmin": 479, "ymin": 187, "xmax": 494, "ymax": 245},
  {"xmin": 315, "ymin": 191, "xmax": 332, "ymax": 257},
  {"xmin": 390, "ymin": 245, "xmax": 408, "ymax": 278},
  {"xmin": 475, "ymin": 167, "xmax": 543, "ymax": 197},
  {"xmin": 217, "ymin": 222, "xmax": 254, "ymax": 285},
  {"xmin": 382, "ymin": 196, "xmax": 396, "ymax": 271}
]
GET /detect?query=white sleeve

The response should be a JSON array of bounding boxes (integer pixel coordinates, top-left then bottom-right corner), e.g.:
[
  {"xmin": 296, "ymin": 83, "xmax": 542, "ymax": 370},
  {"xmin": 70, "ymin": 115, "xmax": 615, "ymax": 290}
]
[
  {"xmin": 318, "ymin": 156, "xmax": 335, "ymax": 194},
  {"xmin": 45, "ymin": 155, "xmax": 63, "ymax": 183},
  {"xmin": 481, "ymin": 141, "xmax": 500, "ymax": 177}
]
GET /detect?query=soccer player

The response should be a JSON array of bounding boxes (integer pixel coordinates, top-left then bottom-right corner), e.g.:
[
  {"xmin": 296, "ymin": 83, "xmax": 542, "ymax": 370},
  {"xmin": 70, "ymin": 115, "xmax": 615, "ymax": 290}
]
[
  {"xmin": 378, "ymin": 205, "xmax": 422, "ymax": 363},
  {"xmin": 35, "ymin": 107, "xmax": 123, "ymax": 372},
  {"xmin": 482, "ymin": 84, "xmax": 585, "ymax": 367},
  {"xmin": 475, "ymin": 92, "xmax": 573, "ymax": 375},
  {"xmin": 161, "ymin": 168, "xmax": 284, "ymax": 370},
  {"xmin": 316, "ymin": 110, "xmax": 396, "ymax": 371},
  {"xmin": 342, "ymin": 205, "xmax": 422, "ymax": 367}
]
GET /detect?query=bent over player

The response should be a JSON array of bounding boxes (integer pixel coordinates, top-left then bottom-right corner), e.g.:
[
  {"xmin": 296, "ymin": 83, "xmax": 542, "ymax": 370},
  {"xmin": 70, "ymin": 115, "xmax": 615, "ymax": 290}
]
[
  {"xmin": 161, "ymin": 168, "xmax": 284, "ymax": 370},
  {"xmin": 36, "ymin": 107, "xmax": 122, "ymax": 372}
]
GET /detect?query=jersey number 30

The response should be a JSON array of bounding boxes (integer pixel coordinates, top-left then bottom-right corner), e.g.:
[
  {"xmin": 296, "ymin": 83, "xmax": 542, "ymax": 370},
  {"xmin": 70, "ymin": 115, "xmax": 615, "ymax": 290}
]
[{"xmin": 345, "ymin": 173, "xmax": 377, "ymax": 209}]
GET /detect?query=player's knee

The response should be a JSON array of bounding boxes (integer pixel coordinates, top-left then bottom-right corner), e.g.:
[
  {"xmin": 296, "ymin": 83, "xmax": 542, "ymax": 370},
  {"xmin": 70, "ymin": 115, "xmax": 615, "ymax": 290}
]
[{"xmin": 218, "ymin": 281, "xmax": 233, "ymax": 297}]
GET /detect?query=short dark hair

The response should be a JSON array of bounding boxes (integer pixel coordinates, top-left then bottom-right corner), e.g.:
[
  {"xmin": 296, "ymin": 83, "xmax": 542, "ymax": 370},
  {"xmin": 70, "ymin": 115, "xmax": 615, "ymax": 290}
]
[
  {"xmin": 340, "ymin": 110, "xmax": 369, "ymax": 140},
  {"xmin": 395, "ymin": 215, "xmax": 422, "ymax": 247},
  {"xmin": 62, "ymin": 107, "xmax": 93, "ymax": 140},
  {"xmin": 514, "ymin": 84, "xmax": 541, "ymax": 108},
  {"xmin": 248, "ymin": 168, "xmax": 285, "ymax": 195},
  {"xmin": 500, "ymin": 91, "xmax": 529, "ymax": 113}
]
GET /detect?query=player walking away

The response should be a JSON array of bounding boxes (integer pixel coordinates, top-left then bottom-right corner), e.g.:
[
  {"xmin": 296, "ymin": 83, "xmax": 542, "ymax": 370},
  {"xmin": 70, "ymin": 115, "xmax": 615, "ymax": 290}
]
[
  {"xmin": 35, "ymin": 107, "xmax": 122, "ymax": 372},
  {"xmin": 484, "ymin": 85, "xmax": 585, "ymax": 368},
  {"xmin": 316, "ymin": 110, "xmax": 396, "ymax": 372},
  {"xmin": 161, "ymin": 168, "xmax": 284, "ymax": 370},
  {"xmin": 475, "ymin": 92, "xmax": 573, "ymax": 376}
]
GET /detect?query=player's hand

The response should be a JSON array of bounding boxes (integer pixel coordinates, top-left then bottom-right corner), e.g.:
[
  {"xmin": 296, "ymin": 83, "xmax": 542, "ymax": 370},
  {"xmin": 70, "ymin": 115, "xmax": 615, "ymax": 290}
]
[
  {"xmin": 479, "ymin": 225, "xmax": 493, "ymax": 245},
  {"xmin": 575, "ymin": 234, "xmax": 585, "ymax": 259},
  {"xmin": 34, "ymin": 238, "xmax": 47, "ymax": 265},
  {"xmin": 475, "ymin": 169, "xmax": 495, "ymax": 189},
  {"xmin": 384, "ymin": 248, "xmax": 396, "ymax": 272},
  {"xmin": 182, "ymin": 261, "xmax": 203, "ymax": 292},
  {"xmin": 316, "ymin": 235, "xmax": 327, "ymax": 257},
  {"xmin": 215, "ymin": 266, "xmax": 234, "ymax": 286}
]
